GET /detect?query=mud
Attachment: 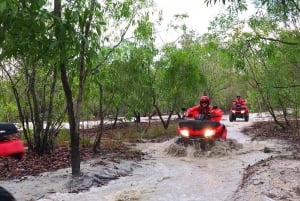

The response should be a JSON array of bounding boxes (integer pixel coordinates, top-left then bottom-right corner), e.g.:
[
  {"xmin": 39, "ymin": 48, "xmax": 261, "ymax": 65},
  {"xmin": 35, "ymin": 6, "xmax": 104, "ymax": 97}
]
[
  {"xmin": 232, "ymin": 155, "xmax": 300, "ymax": 201},
  {"xmin": 2, "ymin": 113, "xmax": 300, "ymax": 201},
  {"xmin": 165, "ymin": 138, "xmax": 243, "ymax": 158}
]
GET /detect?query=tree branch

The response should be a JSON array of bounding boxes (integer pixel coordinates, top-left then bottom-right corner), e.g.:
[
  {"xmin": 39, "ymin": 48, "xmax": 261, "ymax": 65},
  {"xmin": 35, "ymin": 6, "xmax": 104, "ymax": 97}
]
[
  {"xmin": 273, "ymin": 84, "xmax": 300, "ymax": 89},
  {"xmin": 257, "ymin": 35, "xmax": 299, "ymax": 45}
]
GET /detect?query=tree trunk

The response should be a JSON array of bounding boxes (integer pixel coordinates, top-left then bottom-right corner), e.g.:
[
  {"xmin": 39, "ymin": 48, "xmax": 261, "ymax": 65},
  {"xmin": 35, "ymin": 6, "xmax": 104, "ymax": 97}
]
[
  {"xmin": 93, "ymin": 83, "xmax": 104, "ymax": 153},
  {"xmin": 54, "ymin": 0, "xmax": 81, "ymax": 176},
  {"xmin": 60, "ymin": 62, "xmax": 81, "ymax": 176}
]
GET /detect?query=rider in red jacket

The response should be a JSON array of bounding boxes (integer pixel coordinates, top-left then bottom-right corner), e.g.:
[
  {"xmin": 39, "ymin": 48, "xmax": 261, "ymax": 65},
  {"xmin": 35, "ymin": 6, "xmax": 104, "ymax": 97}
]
[
  {"xmin": 233, "ymin": 95, "xmax": 246, "ymax": 106},
  {"xmin": 186, "ymin": 96, "xmax": 212, "ymax": 119}
]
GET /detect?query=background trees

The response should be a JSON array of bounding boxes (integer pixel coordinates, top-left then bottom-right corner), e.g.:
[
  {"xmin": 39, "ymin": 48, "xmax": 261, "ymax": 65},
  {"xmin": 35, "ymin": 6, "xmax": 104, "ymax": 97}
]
[{"xmin": 206, "ymin": 0, "xmax": 300, "ymax": 128}]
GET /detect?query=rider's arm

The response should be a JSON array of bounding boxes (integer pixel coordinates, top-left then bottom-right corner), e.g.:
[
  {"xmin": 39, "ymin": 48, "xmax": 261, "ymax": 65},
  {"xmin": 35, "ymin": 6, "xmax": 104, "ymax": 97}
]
[
  {"xmin": 186, "ymin": 106, "xmax": 200, "ymax": 118},
  {"xmin": 210, "ymin": 107, "xmax": 223, "ymax": 122}
]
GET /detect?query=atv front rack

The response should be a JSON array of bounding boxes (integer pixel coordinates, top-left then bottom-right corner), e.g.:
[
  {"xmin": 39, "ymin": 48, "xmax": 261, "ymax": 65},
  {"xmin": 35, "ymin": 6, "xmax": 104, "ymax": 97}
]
[{"xmin": 178, "ymin": 120, "xmax": 221, "ymax": 129}]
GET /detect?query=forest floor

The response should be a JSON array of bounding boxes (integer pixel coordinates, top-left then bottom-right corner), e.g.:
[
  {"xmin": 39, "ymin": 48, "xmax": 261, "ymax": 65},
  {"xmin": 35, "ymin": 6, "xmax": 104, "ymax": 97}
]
[
  {"xmin": 232, "ymin": 121, "xmax": 300, "ymax": 201},
  {"xmin": 0, "ymin": 121, "xmax": 175, "ymax": 181}
]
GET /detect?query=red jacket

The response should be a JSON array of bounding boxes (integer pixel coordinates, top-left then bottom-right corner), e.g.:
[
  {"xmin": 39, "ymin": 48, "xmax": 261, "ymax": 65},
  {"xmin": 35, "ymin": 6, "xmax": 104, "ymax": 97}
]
[
  {"xmin": 185, "ymin": 105, "xmax": 223, "ymax": 122},
  {"xmin": 233, "ymin": 98, "xmax": 246, "ymax": 106},
  {"xmin": 186, "ymin": 105, "xmax": 212, "ymax": 118}
]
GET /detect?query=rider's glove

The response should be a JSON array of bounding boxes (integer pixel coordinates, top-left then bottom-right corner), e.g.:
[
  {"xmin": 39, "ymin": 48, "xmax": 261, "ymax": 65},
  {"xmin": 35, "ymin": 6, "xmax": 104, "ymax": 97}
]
[{"xmin": 187, "ymin": 114, "xmax": 193, "ymax": 118}]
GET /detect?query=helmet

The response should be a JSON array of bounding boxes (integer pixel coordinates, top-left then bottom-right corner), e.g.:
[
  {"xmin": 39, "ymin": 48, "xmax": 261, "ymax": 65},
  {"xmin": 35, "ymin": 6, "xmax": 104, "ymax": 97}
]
[{"xmin": 199, "ymin": 96, "xmax": 210, "ymax": 104}]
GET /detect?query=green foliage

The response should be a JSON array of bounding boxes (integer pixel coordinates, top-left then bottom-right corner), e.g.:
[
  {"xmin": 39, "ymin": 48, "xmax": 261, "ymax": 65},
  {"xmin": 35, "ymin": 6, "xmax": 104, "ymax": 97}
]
[
  {"xmin": 55, "ymin": 129, "xmax": 70, "ymax": 145},
  {"xmin": 139, "ymin": 123, "xmax": 178, "ymax": 139},
  {"xmin": 158, "ymin": 44, "xmax": 205, "ymax": 110},
  {"xmin": 80, "ymin": 136, "xmax": 91, "ymax": 147},
  {"xmin": 0, "ymin": 81, "xmax": 19, "ymax": 121},
  {"xmin": 134, "ymin": 16, "xmax": 154, "ymax": 41}
]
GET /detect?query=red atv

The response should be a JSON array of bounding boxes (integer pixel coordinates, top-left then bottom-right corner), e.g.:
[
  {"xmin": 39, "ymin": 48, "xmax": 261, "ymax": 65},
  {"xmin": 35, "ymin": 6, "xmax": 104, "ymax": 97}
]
[
  {"xmin": 176, "ymin": 107, "xmax": 227, "ymax": 150},
  {"xmin": 0, "ymin": 123, "xmax": 25, "ymax": 160},
  {"xmin": 229, "ymin": 103, "xmax": 249, "ymax": 122}
]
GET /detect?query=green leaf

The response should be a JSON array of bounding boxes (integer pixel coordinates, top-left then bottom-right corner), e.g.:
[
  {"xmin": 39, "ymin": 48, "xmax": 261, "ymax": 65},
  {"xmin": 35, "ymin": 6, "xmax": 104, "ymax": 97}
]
[{"xmin": 0, "ymin": 1, "xmax": 7, "ymax": 13}]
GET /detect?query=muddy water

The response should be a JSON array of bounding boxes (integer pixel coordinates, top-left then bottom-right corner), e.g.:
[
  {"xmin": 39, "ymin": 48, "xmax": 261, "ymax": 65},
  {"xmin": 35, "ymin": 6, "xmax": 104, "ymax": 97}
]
[{"xmin": 39, "ymin": 113, "xmax": 285, "ymax": 201}]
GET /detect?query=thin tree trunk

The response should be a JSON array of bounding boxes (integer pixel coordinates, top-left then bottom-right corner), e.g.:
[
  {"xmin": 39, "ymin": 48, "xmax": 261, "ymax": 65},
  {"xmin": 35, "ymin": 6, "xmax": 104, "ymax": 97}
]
[
  {"xmin": 54, "ymin": 0, "xmax": 80, "ymax": 176},
  {"xmin": 93, "ymin": 83, "xmax": 104, "ymax": 153}
]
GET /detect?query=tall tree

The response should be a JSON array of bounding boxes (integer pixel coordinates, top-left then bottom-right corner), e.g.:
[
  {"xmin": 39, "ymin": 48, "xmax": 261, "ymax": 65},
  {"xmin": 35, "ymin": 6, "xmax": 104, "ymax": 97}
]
[
  {"xmin": 1, "ymin": 0, "xmax": 155, "ymax": 176},
  {"xmin": 53, "ymin": 0, "xmax": 154, "ymax": 176},
  {"xmin": 0, "ymin": 0, "xmax": 66, "ymax": 155},
  {"xmin": 156, "ymin": 43, "xmax": 205, "ymax": 127}
]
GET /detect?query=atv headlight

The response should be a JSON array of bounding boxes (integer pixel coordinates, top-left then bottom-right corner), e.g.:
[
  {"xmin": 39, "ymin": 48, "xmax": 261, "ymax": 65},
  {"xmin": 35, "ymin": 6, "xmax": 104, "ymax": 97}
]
[
  {"xmin": 180, "ymin": 129, "xmax": 190, "ymax": 137},
  {"xmin": 241, "ymin": 110, "xmax": 245, "ymax": 114},
  {"xmin": 204, "ymin": 129, "xmax": 216, "ymax": 138},
  {"xmin": 232, "ymin": 110, "xmax": 236, "ymax": 113}
]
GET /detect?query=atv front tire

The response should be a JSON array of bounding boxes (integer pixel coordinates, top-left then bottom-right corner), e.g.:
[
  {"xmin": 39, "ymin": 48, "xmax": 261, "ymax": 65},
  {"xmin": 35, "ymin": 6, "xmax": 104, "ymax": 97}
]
[{"xmin": 229, "ymin": 114, "xmax": 235, "ymax": 122}]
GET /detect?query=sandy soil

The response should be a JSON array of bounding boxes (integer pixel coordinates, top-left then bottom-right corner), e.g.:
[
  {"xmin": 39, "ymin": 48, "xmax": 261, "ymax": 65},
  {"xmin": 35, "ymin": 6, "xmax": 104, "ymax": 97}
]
[
  {"xmin": 232, "ymin": 155, "xmax": 300, "ymax": 201},
  {"xmin": 1, "ymin": 113, "xmax": 300, "ymax": 201}
]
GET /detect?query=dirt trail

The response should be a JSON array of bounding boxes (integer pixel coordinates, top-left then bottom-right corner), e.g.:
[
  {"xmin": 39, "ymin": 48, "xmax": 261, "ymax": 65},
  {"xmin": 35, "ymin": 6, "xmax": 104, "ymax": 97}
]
[{"xmin": 2, "ymin": 113, "xmax": 300, "ymax": 201}]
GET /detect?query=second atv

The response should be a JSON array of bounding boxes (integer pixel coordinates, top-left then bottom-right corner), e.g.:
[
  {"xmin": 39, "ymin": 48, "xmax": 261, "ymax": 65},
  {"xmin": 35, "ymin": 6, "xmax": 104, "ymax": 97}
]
[{"xmin": 229, "ymin": 103, "xmax": 249, "ymax": 122}]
